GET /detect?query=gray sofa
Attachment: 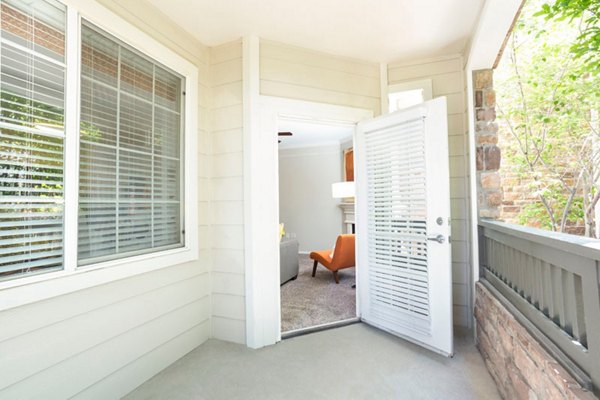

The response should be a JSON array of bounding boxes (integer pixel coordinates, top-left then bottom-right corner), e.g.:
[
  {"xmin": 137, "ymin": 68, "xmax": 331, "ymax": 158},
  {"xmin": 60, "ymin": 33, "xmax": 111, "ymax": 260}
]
[{"xmin": 280, "ymin": 238, "xmax": 299, "ymax": 285}]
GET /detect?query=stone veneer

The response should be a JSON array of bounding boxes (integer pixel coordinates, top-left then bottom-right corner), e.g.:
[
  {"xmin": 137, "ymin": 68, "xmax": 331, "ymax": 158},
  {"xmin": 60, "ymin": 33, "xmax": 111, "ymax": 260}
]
[
  {"xmin": 475, "ymin": 283, "xmax": 597, "ymax": 400},
  {"xmin": 474, "ymin": 69, "xmax": 503, "ymax": 219}
]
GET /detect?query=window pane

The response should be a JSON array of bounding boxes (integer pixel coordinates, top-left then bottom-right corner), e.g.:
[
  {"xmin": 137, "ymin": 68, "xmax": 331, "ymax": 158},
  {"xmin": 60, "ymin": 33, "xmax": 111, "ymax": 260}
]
[
  {"xmin": 78, "ymin": 22, "xmax": 184, "ymax": 265},
  {"xmin": 388, "ymin": 89, "xmax": 424, "ymax": 113},
  {"xmin": 0, "ymin": 0, "xmax": 66, "ymax": 280}
]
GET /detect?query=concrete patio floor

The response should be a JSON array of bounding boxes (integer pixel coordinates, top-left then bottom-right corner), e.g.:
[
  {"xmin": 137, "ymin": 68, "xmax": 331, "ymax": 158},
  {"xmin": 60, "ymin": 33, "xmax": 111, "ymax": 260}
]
[{"xmin": 124, "ymin": 323, "xmax": 500, "ymax": 400}]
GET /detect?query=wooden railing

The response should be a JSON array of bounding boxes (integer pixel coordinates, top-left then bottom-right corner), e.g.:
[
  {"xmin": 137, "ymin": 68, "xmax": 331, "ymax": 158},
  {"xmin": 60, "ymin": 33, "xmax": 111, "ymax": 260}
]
[{"xmin": 479, "ymin": 220, "xmax": 600, "ymax": 394}]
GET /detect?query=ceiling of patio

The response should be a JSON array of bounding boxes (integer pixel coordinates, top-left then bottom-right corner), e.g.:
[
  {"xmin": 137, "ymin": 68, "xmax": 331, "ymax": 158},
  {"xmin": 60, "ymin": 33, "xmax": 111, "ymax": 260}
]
[{"xmin": 146, "ymin": 0, "xmax": 485, "ymax": 62}]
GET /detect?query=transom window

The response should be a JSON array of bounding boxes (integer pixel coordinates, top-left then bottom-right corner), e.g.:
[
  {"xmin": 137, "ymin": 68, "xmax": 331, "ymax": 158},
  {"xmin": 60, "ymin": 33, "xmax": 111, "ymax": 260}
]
[
  {"xmin": 0, "ymin": 0, "xmax": 186, "ymax": 281},
  {"xmin": 388, "ymin": 79, "xmax": 433, "ymax": 113}
]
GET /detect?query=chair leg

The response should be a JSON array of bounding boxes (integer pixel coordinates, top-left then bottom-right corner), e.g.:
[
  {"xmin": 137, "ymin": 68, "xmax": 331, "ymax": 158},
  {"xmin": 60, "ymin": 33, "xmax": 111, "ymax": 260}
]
[
  {"xmin": 332, "ymin": 270, "xmax": 339, "ymax": 284},
  {"xmin": 312, "ymin": 260, "xmax": 318, "ymax": 277}
]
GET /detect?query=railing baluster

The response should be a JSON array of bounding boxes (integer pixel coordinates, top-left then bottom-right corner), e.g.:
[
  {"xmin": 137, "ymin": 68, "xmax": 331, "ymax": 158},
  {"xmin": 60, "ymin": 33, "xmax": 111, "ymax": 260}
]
[
  {"xmin": 518, "ymin": 249, "xmax": 525, "ymax": 297},
  {"xmin": 509, "ymin": 246, "xmax": 516, "ymax": 290},
  {"xmin": 534, "ymin": 257, "xmax": 543, "ymax": 311},
  {"xmin": 524, "ymin": 251, "xmax": 532, "ymax": 302},
  {"xmin": 581, "ymin": 261, "xmax": 600, "ymax": 392},
  {"xmin": 531, "ymin": 255, "xmax": 540, "ymax": 309},
  {"xmin": 573, "ymin": 273, "xmax": 586, "ymax": 347},
  {"xmin": 562, "ymin": 271, "xmax": 577, "ymax": 337},
  {"xmin": 488, "ymin": 238, "xmax": 495, "ymax": 274},
  {"xmin": 553, "ymin": 265, "xmax": 566, "ymax": 327},
  {"xmin": 542, "ymin": 262, "xmax": 556, "ymax": 321},
  {"xmin": 479, "ymin": 221, "xmax": 600, "ymax": 394}
]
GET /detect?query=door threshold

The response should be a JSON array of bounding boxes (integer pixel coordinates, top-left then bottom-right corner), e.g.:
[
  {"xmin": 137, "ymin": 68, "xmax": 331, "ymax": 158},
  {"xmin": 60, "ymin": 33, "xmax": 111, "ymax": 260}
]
[{"xmin": 281, "ymin": 317, "xmax": 360, "ymax": 340}]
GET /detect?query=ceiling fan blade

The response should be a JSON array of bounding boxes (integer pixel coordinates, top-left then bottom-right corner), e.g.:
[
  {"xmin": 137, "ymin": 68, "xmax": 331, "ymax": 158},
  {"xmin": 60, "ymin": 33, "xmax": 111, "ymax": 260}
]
[{"xmin": 278, "ymin": 131, "xmax": 293, "ymax": 136}]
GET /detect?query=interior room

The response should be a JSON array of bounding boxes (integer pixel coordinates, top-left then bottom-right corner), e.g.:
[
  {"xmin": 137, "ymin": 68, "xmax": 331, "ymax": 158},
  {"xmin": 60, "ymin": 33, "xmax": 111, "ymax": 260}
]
[{"xmin": 277, "ymin": 118, "xmax": 356, "ymax": 334}]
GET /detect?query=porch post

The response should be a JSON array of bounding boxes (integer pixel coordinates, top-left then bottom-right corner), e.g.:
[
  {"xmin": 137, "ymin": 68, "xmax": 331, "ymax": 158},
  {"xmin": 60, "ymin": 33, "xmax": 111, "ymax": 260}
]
[{"xmin": 473, "ymin": 69, "xmax": 502, "ymax": 219}]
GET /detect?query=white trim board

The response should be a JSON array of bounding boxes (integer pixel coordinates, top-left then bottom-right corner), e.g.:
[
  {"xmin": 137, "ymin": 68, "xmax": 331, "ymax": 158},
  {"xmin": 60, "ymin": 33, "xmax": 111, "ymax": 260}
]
[
  {"xmin": 388, "ymin": 79, "xmax": 433, "ymax": 99},
  {"xmin": 464, "ymin": 0, "xmax": 522, "ymax": 70},
  {"xmin": 243, "ymin": 35, "xmax": 262, "ymax": 348},
  {"xmin": 464, "ymin": 0, "xmax": 522, "ymax": 331},
  {"xmin": 243, "ymin": 92, "xmax": 372, "ymax": 349}
]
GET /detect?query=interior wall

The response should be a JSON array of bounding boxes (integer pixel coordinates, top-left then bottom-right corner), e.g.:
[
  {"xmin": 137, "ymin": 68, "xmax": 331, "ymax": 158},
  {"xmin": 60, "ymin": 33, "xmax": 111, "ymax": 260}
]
[
  {"xmin": 0, "ymin": 1, "xmax": 212, "ymax": 399},
  {"xmin": 279, "ymin": 145, "xmax": 344, "ymax": 252},
  {"xmin": 259, "ymin": 40, "xmax": 381, "ymax": 116},
  {"xmin": 209, "ymin": 40, "xmax": 246, "ymax": 344},
  {"xmin": 388, "ymin": 55, "xmax": 472, "ymax": 328}
]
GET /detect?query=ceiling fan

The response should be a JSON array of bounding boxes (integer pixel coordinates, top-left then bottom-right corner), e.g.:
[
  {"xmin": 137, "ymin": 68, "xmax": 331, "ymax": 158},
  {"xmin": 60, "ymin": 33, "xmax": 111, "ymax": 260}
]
[{"xmin": 278, "ymin": 131, "xmax": 293, "ymax": 143}]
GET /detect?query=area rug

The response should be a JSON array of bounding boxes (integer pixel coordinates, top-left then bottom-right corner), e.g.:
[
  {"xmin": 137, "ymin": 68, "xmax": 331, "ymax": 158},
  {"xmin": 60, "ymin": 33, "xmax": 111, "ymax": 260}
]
[{"xmin": 280, "ymin": 254, "xmax": 356, "ymax": 332}]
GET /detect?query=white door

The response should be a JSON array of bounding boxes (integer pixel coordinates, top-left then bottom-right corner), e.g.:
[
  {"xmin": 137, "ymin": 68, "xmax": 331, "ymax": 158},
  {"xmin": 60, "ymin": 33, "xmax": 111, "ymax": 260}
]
[{"xmin": 355, "ymin": 97, "xmax": 453, "ymax": 356}]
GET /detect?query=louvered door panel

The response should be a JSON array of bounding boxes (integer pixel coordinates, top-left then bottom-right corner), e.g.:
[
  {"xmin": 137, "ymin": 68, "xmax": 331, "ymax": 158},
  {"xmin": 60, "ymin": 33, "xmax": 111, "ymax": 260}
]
[
  {"xmin": 365, "ymin": 118, "xmax": 431, "ymax": 335},
  {"xmin": 356, "ymin": 97, "xmax": 453, "ymax": 356}
]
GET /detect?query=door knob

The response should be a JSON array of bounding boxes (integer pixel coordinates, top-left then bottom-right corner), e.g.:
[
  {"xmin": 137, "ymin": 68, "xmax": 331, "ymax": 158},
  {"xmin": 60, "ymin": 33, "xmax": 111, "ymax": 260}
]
[{"xmin": 427, "ymin": 234, "xmax": 445, "ymax": 244}]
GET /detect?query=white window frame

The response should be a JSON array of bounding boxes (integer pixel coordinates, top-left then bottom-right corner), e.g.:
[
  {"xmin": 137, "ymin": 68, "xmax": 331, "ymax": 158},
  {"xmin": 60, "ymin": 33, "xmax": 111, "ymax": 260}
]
[
  {"xmin": 388, "ymin": 79, "xmax": 433, "ymax": 113},
  {"xmin": 0, "ymin": 0, "xmax": 199, "ymax": 310}
]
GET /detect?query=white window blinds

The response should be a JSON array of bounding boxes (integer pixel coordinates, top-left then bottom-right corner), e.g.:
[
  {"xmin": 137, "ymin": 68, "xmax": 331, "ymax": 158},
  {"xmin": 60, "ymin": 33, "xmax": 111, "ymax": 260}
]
[
  {"xmin": 77, "ymin": 22, "xmax": 184, "ymax": 265},
  {"xmin": 365, "ymin": 117, "xmax": 431, "ymax": 335},
  {"xmin": 0, "ymin": 0, "xmax": 67, "ymax": 280}
]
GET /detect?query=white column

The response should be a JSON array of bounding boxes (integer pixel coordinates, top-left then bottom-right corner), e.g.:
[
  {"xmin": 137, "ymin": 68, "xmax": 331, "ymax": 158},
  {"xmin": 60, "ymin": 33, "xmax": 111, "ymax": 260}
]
[{"xmin": 380, "ymin": 63, "xmax": 388, "ymax": 116}]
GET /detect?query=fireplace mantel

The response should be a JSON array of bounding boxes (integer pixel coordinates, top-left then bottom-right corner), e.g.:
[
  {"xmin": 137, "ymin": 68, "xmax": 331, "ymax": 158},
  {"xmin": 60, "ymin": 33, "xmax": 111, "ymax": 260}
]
[{"xmin": 339, "ymin": 202, "xmax": 355, "ymax": 234}]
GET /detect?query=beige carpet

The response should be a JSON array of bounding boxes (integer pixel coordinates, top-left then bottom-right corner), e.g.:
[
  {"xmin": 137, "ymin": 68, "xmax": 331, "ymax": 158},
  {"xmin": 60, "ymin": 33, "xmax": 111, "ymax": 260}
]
[{"xmin": 280, "ymin": 254, "xmax": 356, "ymax": 332}]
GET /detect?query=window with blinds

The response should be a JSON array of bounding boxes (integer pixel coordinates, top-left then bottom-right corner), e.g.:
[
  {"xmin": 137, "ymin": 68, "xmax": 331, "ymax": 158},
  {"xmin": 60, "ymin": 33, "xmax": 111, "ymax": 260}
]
[
  {"xmin": 77, "ymin": 22, "xmax": 184, "ymax": 265},
  {"xmin": 0, "ymin": 0, "xmax": 67, "ymax": 280}
]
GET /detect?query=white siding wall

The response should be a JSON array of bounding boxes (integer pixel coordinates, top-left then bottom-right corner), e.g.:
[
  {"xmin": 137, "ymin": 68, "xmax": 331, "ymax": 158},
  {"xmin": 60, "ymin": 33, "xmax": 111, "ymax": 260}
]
[
  {"xmin": 388, "ymin": 55, "xmax": 472, "ymax": 328},
  {"xmin": 0, "ymin": 1, "xmax": 212, "ymax": 398},
  {"xmin": 207, "ymin": 39, "xmax": 382, "ymax": 345},
  {"xmin": 209, "ymin": 41, "xmax": 246, "ymax": 344},
  {"xmin": 260, "ymin": 40, "xmax": 381, "ymax": 116}
]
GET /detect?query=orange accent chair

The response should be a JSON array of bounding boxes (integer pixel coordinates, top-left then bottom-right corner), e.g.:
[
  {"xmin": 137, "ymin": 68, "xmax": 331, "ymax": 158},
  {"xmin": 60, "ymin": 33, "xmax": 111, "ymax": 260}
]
[{"xmin": 309, "ymin": 234, "xmax": 355, "ymax": 284}]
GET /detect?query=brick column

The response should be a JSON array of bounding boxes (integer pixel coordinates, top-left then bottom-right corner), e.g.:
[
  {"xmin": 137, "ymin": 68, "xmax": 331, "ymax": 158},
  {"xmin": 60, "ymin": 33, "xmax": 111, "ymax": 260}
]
[{"xmin": 474, "ymin": 69, "xmax": 502, "ymax": 218}]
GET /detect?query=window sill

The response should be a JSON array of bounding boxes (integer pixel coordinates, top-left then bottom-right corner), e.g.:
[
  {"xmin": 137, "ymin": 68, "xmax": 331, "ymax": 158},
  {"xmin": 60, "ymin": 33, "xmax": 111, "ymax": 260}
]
[{"xmin": 0, "ymin": 245, "xmax": 198, "ymax": 312}]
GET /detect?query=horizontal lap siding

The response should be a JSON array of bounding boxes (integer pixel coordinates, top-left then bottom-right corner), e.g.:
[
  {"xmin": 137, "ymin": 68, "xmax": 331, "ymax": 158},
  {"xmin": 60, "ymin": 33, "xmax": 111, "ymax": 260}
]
[
  {"xmin": 0, "ymin": 267, "xmax": 210, "ymax": 399},
  {"xmin": 0, "ymin": 1, "xmax": 212, "ymax": 398},
  {"xmin": 210, "ymin": 41, "xmax": 246, "ymax": 345},
  {"xmin": 388, "ymin": 56, "xmax": 472, "ymax": 328},
  {"xmin": 259, "ymin": 40, "xmax": 381, "ymax": 115}
]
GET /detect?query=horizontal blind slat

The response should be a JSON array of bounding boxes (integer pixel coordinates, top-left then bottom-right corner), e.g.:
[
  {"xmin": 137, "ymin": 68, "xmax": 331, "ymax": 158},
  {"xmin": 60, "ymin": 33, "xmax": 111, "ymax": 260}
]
[
  {"xmin": 0, "ymin": 0, "xmax": 67, "ymax": 281},
  {"xmin": 77, "ymin": 22, "xmax": 183, "ymax": 265}
]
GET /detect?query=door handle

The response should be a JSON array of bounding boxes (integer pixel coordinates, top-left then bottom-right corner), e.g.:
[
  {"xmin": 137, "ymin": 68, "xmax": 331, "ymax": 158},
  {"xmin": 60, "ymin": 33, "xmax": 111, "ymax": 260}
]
[{"xmin": 427, "ymin": 234, "xmax": 445, "ymax": 244}]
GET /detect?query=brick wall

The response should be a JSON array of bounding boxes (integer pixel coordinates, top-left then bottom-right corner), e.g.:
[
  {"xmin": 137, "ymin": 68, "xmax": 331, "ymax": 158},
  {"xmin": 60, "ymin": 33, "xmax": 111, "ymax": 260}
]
[
  {"xmin": 497, "ymin": 127, "xmax": 587, "ymax": 235},
  {"xmin": 475, "ymin": 283, "xmax": 596, "ymax": 400},
  {"xmin": 2, "ymin": 3, "xmax": 178, "ymax": 104}
]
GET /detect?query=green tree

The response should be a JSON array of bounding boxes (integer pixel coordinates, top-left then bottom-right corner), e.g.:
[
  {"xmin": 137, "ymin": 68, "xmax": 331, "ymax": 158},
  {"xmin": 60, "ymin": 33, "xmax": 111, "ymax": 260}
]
[
  {"xmin": 536, "ymin": 0, "xmax": 600, "ymax": 74},
  {"xmin": 495, "ymin": 0, "xmax": 600, "ymax": 237}
]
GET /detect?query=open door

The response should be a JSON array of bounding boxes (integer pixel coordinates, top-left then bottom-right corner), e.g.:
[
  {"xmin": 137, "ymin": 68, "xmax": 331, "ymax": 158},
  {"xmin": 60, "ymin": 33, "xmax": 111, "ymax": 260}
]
[{"xmin": 355, "ymin": 97, "xmax": 453, "ymax": 356}]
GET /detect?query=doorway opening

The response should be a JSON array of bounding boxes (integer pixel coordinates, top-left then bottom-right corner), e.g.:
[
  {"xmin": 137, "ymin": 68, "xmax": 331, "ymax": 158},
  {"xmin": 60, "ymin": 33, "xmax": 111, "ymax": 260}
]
[
  {"xmin": 277, "ymin": 116, "xmax": 358, "ymax": 336},
  {"xmin": 247, "ymin": 95, "xmax": 454, "ymax": 357}
]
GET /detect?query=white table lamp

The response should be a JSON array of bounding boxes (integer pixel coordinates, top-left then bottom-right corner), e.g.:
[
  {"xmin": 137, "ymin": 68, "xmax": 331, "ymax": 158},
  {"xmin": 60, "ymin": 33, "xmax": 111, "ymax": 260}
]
[{"xmin": 332, "ymin": 181, "xmax": 355, "ymax": 200}]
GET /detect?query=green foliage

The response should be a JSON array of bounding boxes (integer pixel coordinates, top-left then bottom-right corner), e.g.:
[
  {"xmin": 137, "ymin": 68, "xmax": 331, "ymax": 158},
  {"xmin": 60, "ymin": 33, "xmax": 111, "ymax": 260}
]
[
  {"xmin": 536, "ymin": 0, "xmax": 600, "ymax": 74},
  {"xmin": 496, "ymin": 0, "xmax": 600, "ymax": 236},
  {"xmin": 518, "ymin": 185, "xmax": 584, "ymax": 229},
  {"xmin": 519, "ymin": 202, "xmax": 555, "ymax": 229},
  {"xmin": 0, "ymin": 92, "xmax": 65, "ymax": 198}
]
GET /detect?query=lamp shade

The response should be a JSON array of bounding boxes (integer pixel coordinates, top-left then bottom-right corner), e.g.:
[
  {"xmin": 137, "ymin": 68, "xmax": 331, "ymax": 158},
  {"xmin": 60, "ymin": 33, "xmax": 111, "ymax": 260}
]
[{"xmin": 332, "ymin": 181, "xmax": 355, "ymax": 199}]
